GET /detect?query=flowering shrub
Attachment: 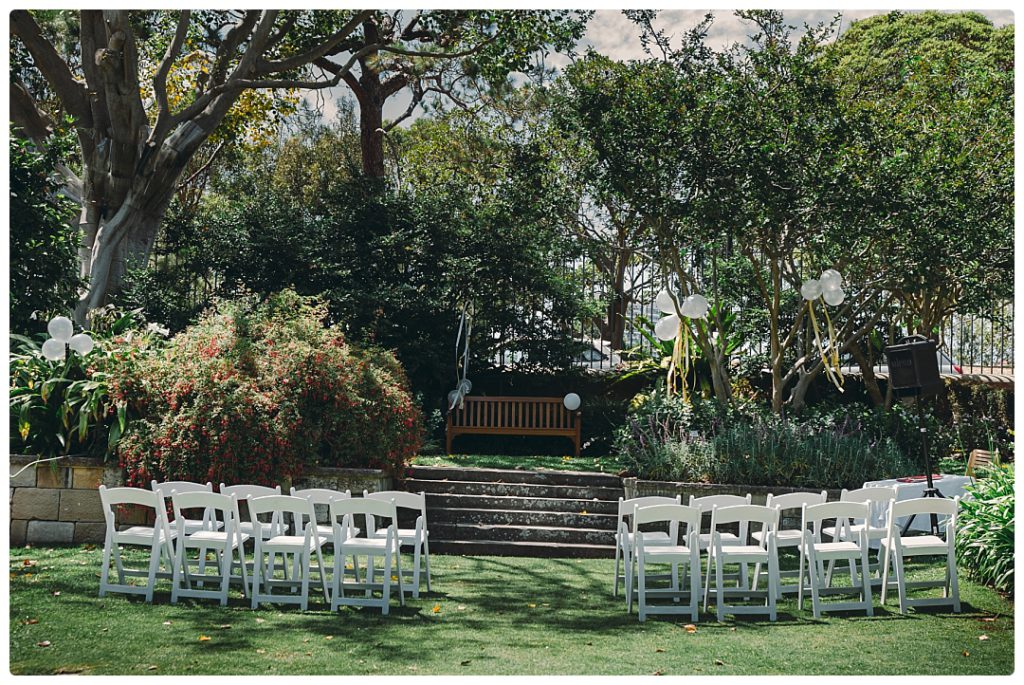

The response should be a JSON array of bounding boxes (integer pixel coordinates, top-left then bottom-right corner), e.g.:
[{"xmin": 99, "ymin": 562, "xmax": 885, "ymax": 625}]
[{"xmin": 113, "ymin": 290, "xmax": 423, "ymax": 487}]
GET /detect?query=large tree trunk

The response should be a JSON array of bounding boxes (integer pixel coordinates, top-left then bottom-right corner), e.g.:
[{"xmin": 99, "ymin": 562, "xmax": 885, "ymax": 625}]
[{"xmin": 358, "ymin": 89, "xmax": 386, "ymax": 178}]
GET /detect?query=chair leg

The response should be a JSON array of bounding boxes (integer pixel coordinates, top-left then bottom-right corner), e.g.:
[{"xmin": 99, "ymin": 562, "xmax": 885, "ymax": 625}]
[
  {"xmin": 637, "ymin": 553, "xmax": 646, "ymax": 622},
  {"xmin": 624, "ymin": 545, "xmax": 634, "ymax": 613},
  {"xmin": 715, "ymin": 556, "xmax": 726, "ymax": 622},
  {"xmin": 395, "ymin": 543, "xmax": 406, "ymax": 607},
  {"xmin": 412, "ymin": 542, "xmax": 422, "ymax": 599},
  {"xmin": 299, "ymin": 549, "xmax": 311, "ymax": 611},
  {"xmin": 703, "ymin": 553, "xmax": 714, "ymax": 613},
  {"xmin": 893, "ymin": 549, "xmax": 908, "ymax": 614},
  {"xmin": 171, "ymin": 541, "xmax": 184, "ymax": 604},
  {"xmin": 423, "ymin": 536, "xmax": 432, "ymax": 592},
  {"xmin": 947, "ymin": 545, "xmax": 961, "ymax": 613},
  {"xmin": 825, "ymin": 558, "xmax": 835, "ymax": 587},
  {"xmin": 219, "ymin": 549, "xmax": 230, "ymax": 606},
  {"xmin": 112, "ymin": 543, "xmax": 126, "ymax": 584},
  {"xmin": 672, "ymin": 562, "xmax": 680, "ymax": 602},
  {"xmin": 808, "ymin": 550, "xmax": 821, "ymax": 619},
  {"xmin": 613, "ymin": 536, "xmax": 622, "ymax": 597},
  {"xmin": 860, "ymin": 549, "xmax": 873, "ymax": 617},
  {"xmin": 145, "ymin": 540, "xmax": 162, "ymax": 603},
  {"xmin": 314, "ymin": 545, "xmax": 330, "ymax": 605},
  {"xmin": 331, "ymin": 546, "xmax": 343, "ymax": 611},
  {"xmin": 381, "ymin": 548, "xmax": 392, "ymax": 616},
  {"xmin": 768, "ymin": 549, "xmax": 779, "ymax": 622},
  {"xmin": 880, "ymin": 544, "xmax": 892, "ymax": 605},
  {"xmin": 797, "ymin": 549, "xmax": 806, "ymax": 611},
  {"xmin": 99, "ymin": 536, "xmax": 112, "ymax": 598},
  {"xmin": 250, "ymin": 547, "xmax": 262, "ymax": 609},
  {"xmin": 689, "ymin": 551, "xmax": 701, "ymax": 622}
]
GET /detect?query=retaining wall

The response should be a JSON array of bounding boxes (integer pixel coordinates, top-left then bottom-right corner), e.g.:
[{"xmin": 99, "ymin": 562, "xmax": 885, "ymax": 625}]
[{"xmin": 9, "ymin": 455, "xmax": 391, "ymax": 547}]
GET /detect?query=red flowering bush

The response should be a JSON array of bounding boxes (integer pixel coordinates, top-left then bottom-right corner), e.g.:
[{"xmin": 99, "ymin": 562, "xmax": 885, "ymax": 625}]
[{"xmin": 112, "ymin": 290, "xmax": 423, "ymax": 487}]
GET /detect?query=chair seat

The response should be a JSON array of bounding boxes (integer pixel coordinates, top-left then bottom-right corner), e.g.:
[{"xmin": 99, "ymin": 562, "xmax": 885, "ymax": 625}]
[
  {"xmin": 263, "ymin": 534, "xmax": 327, "ymax": 552},
  {"xmin": 752, "ymin": 529, "xmax": 802, "ymax": 545},
  {"xmin": 374, "ymin": 527, "xmax": 426, "ymax": 544},
  {"xmin": 322, "ymin": 524, "xmax": 361, "ymax": 539},
  {"xmin": 184, "ymin": 530, "xmax": 250, "ymax": 547},
  {"xmin": 115, "ymin": 526, "xmax": 176, "ymax": 545},
  {"xmin": 340, "ymin": 536, "xmax": 394, "ymax": 554},
  {"xmin": 238, "ymin": 520, "xmax": 275, "ymax": 540},
  {"xmin": 881, "ymin": 535, "xmax": 949, "ymax": 556},
  {"xmin": 808, "ymin": 541, "xmax": 861, "ymax": 559},
  {"xmin": 642, "ymin": 545, "xmax": 693, "ymax": 560},
  {"xmin": 711, "ymin": 545, "xmax": 769, "ymax": 561},
  {"xmin": 170, "ymin": 518, "xmax": 224, "ymax": 535},
  {"xmin": 822, "ymin": 523, "xmax": 886, "ymax": 540},
  {"xmin": 698, "ymin": 532, "xmax": 740, "ymax": 548}
]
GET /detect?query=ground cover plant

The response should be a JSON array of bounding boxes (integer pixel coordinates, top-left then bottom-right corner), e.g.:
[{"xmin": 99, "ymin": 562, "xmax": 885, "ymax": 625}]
[
  {"xmin": 9, "ymin": 546, "xmax": 1014, "ymax": 676},
  {"xmin": 956, "ymin": 465, "xmax": 1015, "ymax": 594}
]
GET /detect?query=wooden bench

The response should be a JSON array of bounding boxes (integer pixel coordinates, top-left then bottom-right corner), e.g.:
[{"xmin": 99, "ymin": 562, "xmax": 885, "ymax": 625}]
[
  {"xmin": 446, "ymin": 396, "xmax": 582, "ymax": 456},
  {"xmin": 966, "ymin": 448, "xmax": 999, "ymax": 478}
]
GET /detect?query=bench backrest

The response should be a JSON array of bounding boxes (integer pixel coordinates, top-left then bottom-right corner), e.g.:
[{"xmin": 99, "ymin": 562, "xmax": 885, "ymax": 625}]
[{"xmin": 448, "ymin": 396, "xmax": 578, "ymax": 430}]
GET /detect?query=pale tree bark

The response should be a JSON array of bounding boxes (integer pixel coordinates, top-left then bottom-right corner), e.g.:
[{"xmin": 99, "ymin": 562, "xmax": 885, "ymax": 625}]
[{"xmin": 9, "ymin": 9, "xmax": 437, "ymax": 325}]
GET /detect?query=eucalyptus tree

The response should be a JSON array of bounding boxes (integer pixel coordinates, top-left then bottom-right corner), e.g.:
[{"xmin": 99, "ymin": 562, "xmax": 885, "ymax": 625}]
[{"xmin": 9, "ymin": 9, "xmax": 588, "ymax": 324}]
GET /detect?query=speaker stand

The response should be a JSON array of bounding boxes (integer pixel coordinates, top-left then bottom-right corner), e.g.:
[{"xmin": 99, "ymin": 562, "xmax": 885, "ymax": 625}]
[{"xmin": 900, "ymin": 397, "xmax": 944, "ymax": 536}]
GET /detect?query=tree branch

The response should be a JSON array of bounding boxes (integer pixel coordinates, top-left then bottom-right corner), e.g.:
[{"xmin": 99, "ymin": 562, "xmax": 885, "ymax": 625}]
[
  {"xmin": 152, "ymin": 10, "xmax": 191, "ymax": 143},
  {"xmin": 10, "ymin": 9, "xmax": 93, "ymax": 127},
  {"xmin": 255, "ymin": 10, "xmax": 375, "ymax": 74}
]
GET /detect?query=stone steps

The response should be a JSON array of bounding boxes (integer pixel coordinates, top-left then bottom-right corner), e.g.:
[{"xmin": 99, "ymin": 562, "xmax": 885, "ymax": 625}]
[{"xmin": 407, "ymin": 465, "xmax": 623, "ymax": 558}]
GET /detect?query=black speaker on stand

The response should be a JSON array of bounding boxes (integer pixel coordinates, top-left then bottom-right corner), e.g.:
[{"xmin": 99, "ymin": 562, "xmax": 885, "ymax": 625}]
[{"xmin": 883, "ymin": 335, "xmax": 945, "ymax": 535}]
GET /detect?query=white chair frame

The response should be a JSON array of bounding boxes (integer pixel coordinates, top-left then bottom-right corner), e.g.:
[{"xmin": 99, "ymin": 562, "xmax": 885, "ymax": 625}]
[
  {"xmin": 613, "ymin": 495, "xmax": 680, "ymax": 608},
  {"xmin": 98, "ymin": 485, "xmax": 177, "ymax": 602},
  {"xmin": 152, "ymin": 480, "xmax": 221, "ymax": 534},
  {"xmin": 798, "ymin": 501, "xmax": 874, "ymax": 618},
  {"xmin": 330, "ymin": 496, "xmax": 405, "ymax": 615},
  {"xmin": 170, "ymin": 491, "xmax": 249, "ymax": 605},
  {"xmin": 248, "ymin": 495, "xmax": 330, "ymax": 611},
  {"xmin": 880, "ymin": 496, "xmax": 961, "ymax": 614},
  {"xmin": 631, "ymin": 503, "xmax": 702, "ymax": 623},
  {"xmin": 822, "ymin": 486, "xmax": 896, "ymax": 586},
  {"xmin": 704, "ymin": 504, "xmax": 780, "ymax": 622},
  {"xmin": 752, "ymin": 490, "xmax": 828, "ymax": 597},
  {"xmin": 220, "ymin": 483, "xmax": 282, "ymax": 541},
  {"xmin": 291, "ymin": 487, "xmax": 358, "ymax": 581},
  {"xmin": 365, "ymin": 490, "xmax": 432, "ymax": 598},
  {"xmin": 690, "ymin": 493, "xmax": 752, "ymax": 594}
]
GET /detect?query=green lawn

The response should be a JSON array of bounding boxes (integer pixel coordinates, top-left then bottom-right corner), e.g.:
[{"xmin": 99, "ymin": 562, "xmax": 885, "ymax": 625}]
[
  {"xmin": 9, "ymin": 545, "xmax": 1013, "ymax": 675},
  {"xmin": 412, "ymin": 452, "xmax": 626, "ymax": 474}
]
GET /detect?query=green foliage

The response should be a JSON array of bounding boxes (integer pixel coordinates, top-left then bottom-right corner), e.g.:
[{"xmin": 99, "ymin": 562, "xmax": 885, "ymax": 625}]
[
  {"xmin": 617, "ymin": 393, "xmax": 916, "ymax": 488},
  {"xmin": 9, "ymin": 130, "xmax": 83, "ymax": 335},
  {"xmin": 9, "ymin": 309, "xmax": 148, "ymax": 459},
  {"xmin": 113, "ymin": 290, "xmax": 423, "ymax": 487},
  {"xmin": 956, "ymin": 465, "xmax": 1014, "ymax": 594}
]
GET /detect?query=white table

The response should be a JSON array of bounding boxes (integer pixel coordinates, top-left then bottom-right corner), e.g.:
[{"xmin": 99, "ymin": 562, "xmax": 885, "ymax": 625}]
[{"xmin": 863, "ymin": 474, "xmax": 973, "ymax": 533}]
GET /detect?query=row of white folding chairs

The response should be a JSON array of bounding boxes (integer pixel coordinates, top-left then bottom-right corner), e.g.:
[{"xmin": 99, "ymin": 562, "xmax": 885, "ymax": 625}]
[
  {"xmin": 98, "ymin": 483, "xmax": 431, "ymax": 615},
  {"xmin": 615, "ymin": 489, "xmax": 961, "ymax": 622}
]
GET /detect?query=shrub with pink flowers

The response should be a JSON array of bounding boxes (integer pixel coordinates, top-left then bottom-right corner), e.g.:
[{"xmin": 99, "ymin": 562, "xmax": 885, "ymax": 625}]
[{"xmin": 112, "ymin": 290, "xmax": 423, "ymax": 487}]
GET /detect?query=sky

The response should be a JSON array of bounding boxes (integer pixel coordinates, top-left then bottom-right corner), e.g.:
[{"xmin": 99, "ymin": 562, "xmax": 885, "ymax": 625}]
[{"xmin": 311, "ymin": 8, "xmax": 1015, "ymax": 124}]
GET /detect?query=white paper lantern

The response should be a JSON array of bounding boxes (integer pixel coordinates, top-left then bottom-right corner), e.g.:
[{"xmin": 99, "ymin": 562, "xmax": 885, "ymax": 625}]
[
  {"xmin": 447, "ymin": 389, "xmax": 461, "ymax": 407},
  {"xmin": 820, "ymin": 269, "xmax": 842, "ymax": 290},
  {"xmin": 654, "ymin": 314, "xmax": 680, "ymax": 341},
  {"xmin": 685, "ymin": 294, "xmax": 709, "ymax": 319},
  {"xmin": 47, "ymin": 316, "xmax": 74, "ymax": 343},
  {"xmin": 563, "ymin": 393, "xmax": 581, "ymax": 411},
  {"xmin": 823, "ymin": 286, "xmax": 846, "ymax": 307},
  {"xmin": 42, "ymin": 338, "xmax": 66, "ymax": 361},
  {"xmin": 655, "ymin": 289, "xmax": 677, "ymax": 314},
  {"xmin": 800, "ymin": 279, "xmax": 823, "ymax": 301},
  {"xmin": 459, "ymin": 378, "xmax": 472, "ymax": 394}
]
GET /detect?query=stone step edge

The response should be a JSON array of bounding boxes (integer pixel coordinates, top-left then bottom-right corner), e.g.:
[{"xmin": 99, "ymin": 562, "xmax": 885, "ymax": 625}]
[
  {"xmin": 408, "ymin": 464, "xmax": 622, "ymax": 484},
  {"xmin": 429, "ymin": 539, "xmax": 615, "ymax": 553},
  {"xmin": 429, "ymin": 507, "xmax": 617, "ymax": 521},
  {"xmin": 432, "ymin": 521, "xmax": 614, "ymax": 535},
  {"xmin": 407, "ymin": 478, "xmax": 624, "ymax": 494}
]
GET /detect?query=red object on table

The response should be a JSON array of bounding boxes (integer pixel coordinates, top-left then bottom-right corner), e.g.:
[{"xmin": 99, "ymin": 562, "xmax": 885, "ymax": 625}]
[{"xmin": 896, "ymin": 475, "xmax": 943, "ymax": 483}]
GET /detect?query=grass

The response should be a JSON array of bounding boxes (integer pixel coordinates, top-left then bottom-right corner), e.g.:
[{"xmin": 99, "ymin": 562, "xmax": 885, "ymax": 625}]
[
  {"xmin": 9, "ymin": 545, "xmax": 1014, "ymax": 675},
  {"xmin": 412, "ymin": 453, "xmax": 626, "ymax": 474}
]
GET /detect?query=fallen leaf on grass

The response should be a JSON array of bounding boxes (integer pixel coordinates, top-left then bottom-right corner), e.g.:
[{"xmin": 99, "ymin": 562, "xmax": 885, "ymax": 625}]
[
  {"xmin": 23, "ymin": 559, "xmax": 37, "ymax": 567},
  {"xmin": 457, "ymin": 605, "xmax": 466, "ymax": 611},
  {"xmin": 461, "ymin": 660, "xmax": 472, "ymax": 666},
  {"xmin": 147, "ymin": 665, "xmax": 158, "ymax": 671},
  {"xmin": 54, "ymin": 666, "xmax": 85, "ymax": 674},
  {"xmin": 218, "ymin": 624, "xmax": 232, "ymax": 630},
  {"xmin": 528, "ymin": 603, "xmax": 537, "ymax": 609},
  {"xmin": 36, "ymin": 641, "xmax": 52, "ymax": 648},
  {"xmin": 963, "ymin": 651, "xmax": 970, "ymax": 657},
  {"xmin": 652, "ymin": 669, "xmax": 664, "ymax": 676},
  {"xmin": 255, "ymin": 618, "xmax": 265, "ymax": 624},
  {"xmin": 24, "ymin": 618, "xmax": 39, "ymax": 625},
  {"xmin": 714, "ymin": 659, "xmax": 725, "ymax": 666},
  {"xmin": 655, "ymin": 648, "xmax": 665, "ymax": 653},
  {"xmin": 432, "ymin": 604, "xmax": 442, "ymax": 613},
  {"xmin": 162, "ymin": 621, "xmax": 172, "ymax": 626},
  {"xmin": 981, "ymin": 617, "xmax": 998, "ymax": 623},
  {"xmin": 979, "ymin": 635, "xmax": 990, "ymax": 641},
  {"xmin": 305, "ymin": 652, "xmax": 312, "ymax": 657},
  {"xmin": 684, "ymin": 624, "xmax": 697, "ymax": 634},
  {"xmin": 324, "ymin": 636, "xmax": 334, "ymax": 641},
  {"xmin": 51, "ymin": 591, "xmax": 61, "ymax": 597},
  {"xmin": 198, "ymin": 635, "xmax": 211, "ymax": 642},
  {"xmin": 256, "ymin": 649, "xmax": 267, "ymax": 655}
]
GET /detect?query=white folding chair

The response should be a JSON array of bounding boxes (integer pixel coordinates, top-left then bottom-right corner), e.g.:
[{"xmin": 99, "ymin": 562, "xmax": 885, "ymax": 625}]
[
  {"xmin": 248, "ymin": 495, "xmax": 330, "ymax": 611},
  {"xmin": 170, "ymin": 491, "xmax": 249, "ymax": 606},
  {"xmin": 880, "ymin": 496, "xmax": 961, "ymax": 614},
  {"xmin": 291, "ymin": 487, "xmax": 358, "ymax": 580},
  {"xmin": 690, "ymin": 493, "xmax": 752, "ymax": 594},
  {"xmin": 613, "ymin": 495, "xmax": 680, "ymax": 607},
  {"xmin": 752, "ymin": 490, "xmax": 827, "ymax": 597},
  {"xmin": 151, "ymin": 480, "xmax": 221, "ymax": 534},
  {"xmin": 220, "ymin": 483, "xmax": 282, "ymax": 541},
  {"xmin": 365, "ymin": 490, "xmax": 432, "ymax": 598},
  {"xmin": 631, "ymin": 503, "xmax": 702, "ymax": 623},
  {"xmin": 330, "ymin": 496, "xmax": 405, "ymax": 615},
  {"xmin": 799, "ymin": 501, "xmax": 873, "ymax": 618},
  {"xmin": 704, "ymin": 504, "xmax": 780, "ymax": 622},
  {"xmin": 821, "ymin": 486, "xmax": 895, "ymax": 586},
  {"xmin": 98, "ymin": 485, "xmax": 177, "ymax": 602}
]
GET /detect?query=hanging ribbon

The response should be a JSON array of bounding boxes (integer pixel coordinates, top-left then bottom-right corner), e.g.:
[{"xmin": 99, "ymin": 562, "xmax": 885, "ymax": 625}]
[
  {"xmin": 807, "ymin": 300, "xmax": 844, "ymax": 392},
  {"xmin": 449, "ymin": 301, "xmax": 474, "ymax": 411}
]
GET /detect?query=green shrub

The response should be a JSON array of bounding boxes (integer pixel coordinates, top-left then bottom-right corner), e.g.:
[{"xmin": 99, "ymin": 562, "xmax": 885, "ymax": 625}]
[
  {"xmin": 113, "ymin": 290, "xmax": 423, "ymax": 487},
  {"xmin": 616, "ymin": 393, "xmax": 916, "ymax": 488},
  {"xmin": 956, "ymin": 465, "xmax": 1014, "ymax": 594},
  {"xmin": 9, "ymin": 309, "xmax": 151, "ymax": 459}
]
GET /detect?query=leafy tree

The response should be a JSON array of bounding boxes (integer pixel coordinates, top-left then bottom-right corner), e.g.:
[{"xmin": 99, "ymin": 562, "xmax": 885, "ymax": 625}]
[
  {"xmin": 9, "ymin": 130, "xmax": 83, "ymax": 334},
  {"xmin": 824, "ymin": 11, "xmax": 1014, "ymax": 341}
]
